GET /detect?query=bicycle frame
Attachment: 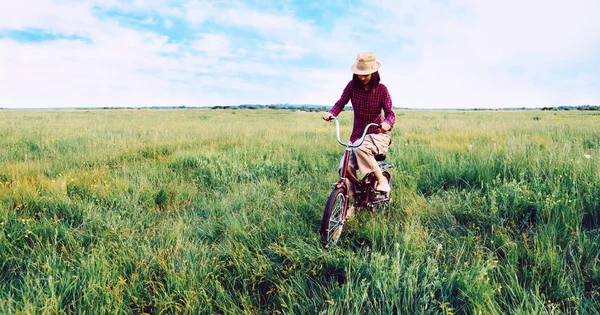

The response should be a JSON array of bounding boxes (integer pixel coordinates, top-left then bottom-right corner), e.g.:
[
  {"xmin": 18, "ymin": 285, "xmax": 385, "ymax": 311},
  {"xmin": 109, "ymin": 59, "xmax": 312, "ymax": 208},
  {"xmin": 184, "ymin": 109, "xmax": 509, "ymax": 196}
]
[{"xmin": 329, "ymin": 116, "xmax": 382, "ymax": 208}]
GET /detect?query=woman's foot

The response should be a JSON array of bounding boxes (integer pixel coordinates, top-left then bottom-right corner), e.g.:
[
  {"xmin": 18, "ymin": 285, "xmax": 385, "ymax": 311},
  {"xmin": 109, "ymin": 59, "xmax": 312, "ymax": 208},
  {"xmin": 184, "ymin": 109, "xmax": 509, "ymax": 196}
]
[
  {"xmin": 376, "ymin": 179, "xmax": 391, "ymax": 192},
  {"xmin": 373, "ymin": 168, "xmax": 390, "ymax": 192}
]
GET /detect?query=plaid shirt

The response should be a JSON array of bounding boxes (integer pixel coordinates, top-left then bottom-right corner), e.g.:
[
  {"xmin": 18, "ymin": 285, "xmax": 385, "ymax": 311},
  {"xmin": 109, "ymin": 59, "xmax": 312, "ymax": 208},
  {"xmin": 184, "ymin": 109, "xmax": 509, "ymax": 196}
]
[{"xmin": 330, "ymin": 81, "xmax": 396, "ymax": 142}]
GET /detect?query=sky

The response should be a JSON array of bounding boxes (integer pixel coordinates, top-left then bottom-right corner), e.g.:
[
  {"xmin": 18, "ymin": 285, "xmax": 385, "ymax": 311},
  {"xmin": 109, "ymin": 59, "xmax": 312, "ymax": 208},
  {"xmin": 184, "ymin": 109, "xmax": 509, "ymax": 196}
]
[{"xmin": 1, "ymin": 0, "xmax": 599, "ymax": 109}]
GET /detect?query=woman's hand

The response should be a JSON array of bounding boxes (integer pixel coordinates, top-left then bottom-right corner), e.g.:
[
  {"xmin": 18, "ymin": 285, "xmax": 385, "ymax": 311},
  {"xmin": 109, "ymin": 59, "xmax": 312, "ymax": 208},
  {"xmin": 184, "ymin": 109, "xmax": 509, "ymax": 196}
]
[
  {"xmin": 381, "ymin": 122, "xmax": 391, "ymax": 131},
  {"xmin": 322, "ymin": 112, "xmax": 333, "ymax": 121}
]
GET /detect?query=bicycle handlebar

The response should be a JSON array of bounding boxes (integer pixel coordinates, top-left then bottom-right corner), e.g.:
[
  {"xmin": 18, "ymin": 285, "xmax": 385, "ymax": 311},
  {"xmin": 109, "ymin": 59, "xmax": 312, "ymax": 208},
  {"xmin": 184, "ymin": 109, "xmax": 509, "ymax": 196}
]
[{"xmin": 329, "ymin": 116, "xmax": 381, "ymax": 148}]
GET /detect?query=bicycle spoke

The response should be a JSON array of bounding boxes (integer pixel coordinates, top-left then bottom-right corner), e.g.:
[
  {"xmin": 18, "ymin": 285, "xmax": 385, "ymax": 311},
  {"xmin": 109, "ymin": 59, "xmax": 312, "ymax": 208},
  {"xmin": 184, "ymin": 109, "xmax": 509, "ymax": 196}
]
[{"xmin": 320, "ymin": 187, "xmax": 347, "ymax": 246}]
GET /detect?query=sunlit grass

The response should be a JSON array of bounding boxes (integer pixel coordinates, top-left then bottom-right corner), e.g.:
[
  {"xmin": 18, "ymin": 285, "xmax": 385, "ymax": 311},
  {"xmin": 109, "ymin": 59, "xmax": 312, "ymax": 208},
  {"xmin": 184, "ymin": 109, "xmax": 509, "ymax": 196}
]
[{"xmin": 0, "ymin": 108, "xmax": 599, "ymax": 314}]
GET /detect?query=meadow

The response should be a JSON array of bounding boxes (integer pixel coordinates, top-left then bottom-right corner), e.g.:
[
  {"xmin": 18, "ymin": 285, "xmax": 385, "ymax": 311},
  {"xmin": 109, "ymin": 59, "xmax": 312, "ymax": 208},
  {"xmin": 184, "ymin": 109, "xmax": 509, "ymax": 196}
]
[{"xmin": 0, "ymin": 108, "xmax": 599, "ymax": 314}]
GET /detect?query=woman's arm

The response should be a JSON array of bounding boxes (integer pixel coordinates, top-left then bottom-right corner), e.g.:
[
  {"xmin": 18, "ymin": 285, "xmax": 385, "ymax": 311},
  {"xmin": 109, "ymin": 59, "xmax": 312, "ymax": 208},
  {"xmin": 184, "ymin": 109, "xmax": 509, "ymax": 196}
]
[{"xmin": 329, "ymin": 81, "xmax": 353, "ymax": 117}]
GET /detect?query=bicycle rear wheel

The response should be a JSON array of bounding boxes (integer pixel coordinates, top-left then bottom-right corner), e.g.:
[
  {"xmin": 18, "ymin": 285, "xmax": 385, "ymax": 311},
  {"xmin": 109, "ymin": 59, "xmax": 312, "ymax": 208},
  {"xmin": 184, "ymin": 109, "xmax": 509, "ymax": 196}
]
[{"xmin": 320, "ymin": 187, "xmax": 347, "ymax": 246}]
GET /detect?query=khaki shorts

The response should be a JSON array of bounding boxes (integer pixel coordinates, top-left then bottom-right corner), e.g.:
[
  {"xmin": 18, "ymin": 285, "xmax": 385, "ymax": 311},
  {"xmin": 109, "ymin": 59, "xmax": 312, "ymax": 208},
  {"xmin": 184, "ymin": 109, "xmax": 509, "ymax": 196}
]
[{"xmin": 339, "ymin": 133, "xmax": 391, "ymax": 175}]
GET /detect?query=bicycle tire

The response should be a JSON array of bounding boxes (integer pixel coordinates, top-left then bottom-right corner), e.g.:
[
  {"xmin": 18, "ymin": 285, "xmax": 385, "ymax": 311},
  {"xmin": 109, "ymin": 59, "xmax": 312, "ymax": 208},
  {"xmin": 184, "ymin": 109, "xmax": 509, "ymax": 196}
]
[{"xmin": 320, "ymin": 187, "xmax": 347, "ymax": 246}]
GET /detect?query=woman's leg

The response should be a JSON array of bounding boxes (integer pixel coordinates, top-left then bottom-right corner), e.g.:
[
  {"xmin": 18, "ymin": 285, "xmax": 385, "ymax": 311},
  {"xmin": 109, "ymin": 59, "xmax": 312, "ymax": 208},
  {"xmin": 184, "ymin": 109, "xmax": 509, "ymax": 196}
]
[{"xmin": 352, "ymin": 134, "xmax": 391, "ymax": 192}]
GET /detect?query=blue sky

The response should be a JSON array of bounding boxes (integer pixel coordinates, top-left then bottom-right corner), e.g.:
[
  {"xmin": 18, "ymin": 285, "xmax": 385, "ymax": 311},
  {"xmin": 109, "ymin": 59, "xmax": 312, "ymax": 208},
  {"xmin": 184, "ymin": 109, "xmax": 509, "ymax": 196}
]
[{"xmin": 1, "ymin": 0, "xmax": 599, "ymax": 109}]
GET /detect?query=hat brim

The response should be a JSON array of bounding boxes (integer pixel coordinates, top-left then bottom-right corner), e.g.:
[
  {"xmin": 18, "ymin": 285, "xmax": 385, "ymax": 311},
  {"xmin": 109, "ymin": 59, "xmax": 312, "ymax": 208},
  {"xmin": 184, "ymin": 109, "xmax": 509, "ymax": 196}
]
[{"xmin": 351, "ymin": 61, "xmax": 381, "ymax": 75}]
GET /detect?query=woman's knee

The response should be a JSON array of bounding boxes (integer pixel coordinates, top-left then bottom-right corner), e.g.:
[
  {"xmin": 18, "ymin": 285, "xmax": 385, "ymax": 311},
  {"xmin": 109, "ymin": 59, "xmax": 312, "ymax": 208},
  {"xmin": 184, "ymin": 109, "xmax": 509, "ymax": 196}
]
[{"xmin": 354, "ymin": 145, "xmax": 375, "ymax": 157}]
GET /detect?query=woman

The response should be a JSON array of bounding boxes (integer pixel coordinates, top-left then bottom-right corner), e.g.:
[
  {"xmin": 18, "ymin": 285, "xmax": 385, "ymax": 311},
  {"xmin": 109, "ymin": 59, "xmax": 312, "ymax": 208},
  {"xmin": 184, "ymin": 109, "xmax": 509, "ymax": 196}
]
[{"xmin": 322, "ymin": 52, "xmax": 395, "ymax": 192}]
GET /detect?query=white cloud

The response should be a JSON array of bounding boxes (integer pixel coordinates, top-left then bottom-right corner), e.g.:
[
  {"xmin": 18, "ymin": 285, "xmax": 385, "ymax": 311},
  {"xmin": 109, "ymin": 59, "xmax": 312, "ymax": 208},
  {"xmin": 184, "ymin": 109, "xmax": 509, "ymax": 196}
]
[
  {"xmin": 0, "ymin": 1, "xmax": 95, "ymax": 36},
  {"xmin": 183, "ymin": 1, "xmax": 214, "ymax": 25},
  {"xmin": 354, "ymin": 0, "xmax": 600, "ymax": 108},
  {"xmin": 261, "ymin": 42, "xmax": 310, "ymax": 60},
  {"xmin": 0, "ymin": 1, "xmax": 193, "ymax": 107},
  {"xmin": 192, "ymin": 33, "xmax": 232, "ymax": 57},
  {"xmin": 0, "ymin": 0, "xmax": 598, "ymax": 108},
  {"xmin": 205, "ymin": 4, "xmax": 315, "ymax": 37},
  {"xmin": 1, "ymin": 35, "xmax": 190, "ymax": 107}
]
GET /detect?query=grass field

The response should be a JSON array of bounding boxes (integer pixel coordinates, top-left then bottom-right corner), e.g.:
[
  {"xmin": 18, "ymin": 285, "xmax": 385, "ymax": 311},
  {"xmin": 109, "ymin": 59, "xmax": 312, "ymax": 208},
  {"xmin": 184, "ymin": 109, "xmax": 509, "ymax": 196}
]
[{"xmin": 1, "ymin": 108, "xmax": 599, "ymax": 314}]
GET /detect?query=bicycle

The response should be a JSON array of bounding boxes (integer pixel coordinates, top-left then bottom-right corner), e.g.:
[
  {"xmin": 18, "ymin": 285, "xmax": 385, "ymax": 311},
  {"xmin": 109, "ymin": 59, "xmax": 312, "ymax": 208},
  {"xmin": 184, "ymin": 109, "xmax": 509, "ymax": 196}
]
[{"xmin": 320, "ymin": 116, "xmax": 393, "ymax": 246}]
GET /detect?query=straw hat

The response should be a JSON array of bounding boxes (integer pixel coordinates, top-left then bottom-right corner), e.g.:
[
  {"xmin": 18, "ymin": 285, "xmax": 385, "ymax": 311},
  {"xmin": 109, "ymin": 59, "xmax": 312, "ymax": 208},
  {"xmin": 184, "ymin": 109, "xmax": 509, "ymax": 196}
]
[{"xmin": 351, "ymin": 52, "xmax": 381, "ymax": 75}]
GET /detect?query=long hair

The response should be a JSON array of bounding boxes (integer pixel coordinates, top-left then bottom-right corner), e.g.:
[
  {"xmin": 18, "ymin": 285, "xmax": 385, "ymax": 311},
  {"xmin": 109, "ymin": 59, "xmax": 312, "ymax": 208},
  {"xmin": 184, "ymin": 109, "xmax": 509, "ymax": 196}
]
[{"xmin": 352, "ymin": 71, "xmax": 381, "ymax": 92}]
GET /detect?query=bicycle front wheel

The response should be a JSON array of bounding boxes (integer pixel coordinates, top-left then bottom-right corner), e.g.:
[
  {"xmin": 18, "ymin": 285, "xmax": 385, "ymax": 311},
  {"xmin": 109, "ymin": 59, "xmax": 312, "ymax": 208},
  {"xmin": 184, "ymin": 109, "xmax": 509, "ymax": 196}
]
[{"xmin": 320, "ymin": 187, "xmax": 347, "ymax": 246}]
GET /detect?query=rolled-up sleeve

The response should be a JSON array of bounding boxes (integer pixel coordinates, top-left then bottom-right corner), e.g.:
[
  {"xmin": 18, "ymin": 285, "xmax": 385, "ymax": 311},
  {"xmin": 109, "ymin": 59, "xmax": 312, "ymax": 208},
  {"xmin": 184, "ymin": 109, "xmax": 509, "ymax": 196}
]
[{"xmin": 381, "ymin": 85, "xmax": 395, "ymax": 129}]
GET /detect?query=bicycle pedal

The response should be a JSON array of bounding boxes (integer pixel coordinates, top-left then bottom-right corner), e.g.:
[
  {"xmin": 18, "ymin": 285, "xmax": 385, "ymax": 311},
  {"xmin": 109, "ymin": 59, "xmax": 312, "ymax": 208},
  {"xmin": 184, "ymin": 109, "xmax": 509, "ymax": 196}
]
[
  {"xmin": 377, "ymin": 162, "xmax": 394, "ymax": 169},
  {"xmin": 374, "ymin": 194, "xmax": 390, "ymax": 202}
]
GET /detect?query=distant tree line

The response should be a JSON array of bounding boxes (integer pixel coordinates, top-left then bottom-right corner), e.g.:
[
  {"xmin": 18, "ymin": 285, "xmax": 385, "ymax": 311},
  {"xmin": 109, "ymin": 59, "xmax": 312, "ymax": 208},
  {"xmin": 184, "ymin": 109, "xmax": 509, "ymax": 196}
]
[
  {"xmin": 541, "ymin": 105, "xmax": 600, "ymax": 111},
  {"xmin": 211, "ymin": 104, "xmax": 333, "ymax": 112}
]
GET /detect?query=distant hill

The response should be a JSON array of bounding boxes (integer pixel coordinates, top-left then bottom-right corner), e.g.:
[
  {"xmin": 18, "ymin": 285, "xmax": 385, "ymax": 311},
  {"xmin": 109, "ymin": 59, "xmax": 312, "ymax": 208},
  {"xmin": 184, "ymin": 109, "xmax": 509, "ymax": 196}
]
[
  {"xmin": 209, "ymin": 104, "xmax": 600, "ymax": 112},
  {"xmin": 1, "ymin": 104, "xmax": 597, "ymax": 111}
]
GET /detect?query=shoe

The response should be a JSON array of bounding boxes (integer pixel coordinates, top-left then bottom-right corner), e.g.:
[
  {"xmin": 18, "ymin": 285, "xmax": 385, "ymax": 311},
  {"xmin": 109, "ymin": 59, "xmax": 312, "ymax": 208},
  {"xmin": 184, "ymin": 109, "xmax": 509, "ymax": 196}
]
[{"xmin": 376, "ymin": 181, "xmax": 391, "ymax": 192}]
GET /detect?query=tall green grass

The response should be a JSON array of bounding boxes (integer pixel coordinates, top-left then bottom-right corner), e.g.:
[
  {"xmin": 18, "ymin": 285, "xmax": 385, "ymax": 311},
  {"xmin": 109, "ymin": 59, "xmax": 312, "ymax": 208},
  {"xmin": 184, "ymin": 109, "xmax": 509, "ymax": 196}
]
[{"xmin": 0, "ymin": 109, "xmax": 599, "ymax": 314}]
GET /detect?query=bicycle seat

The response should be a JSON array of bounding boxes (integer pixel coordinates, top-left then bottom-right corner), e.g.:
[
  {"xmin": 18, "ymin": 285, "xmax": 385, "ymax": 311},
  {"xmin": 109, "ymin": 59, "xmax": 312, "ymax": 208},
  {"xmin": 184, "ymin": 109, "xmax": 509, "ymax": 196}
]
[{"xmin": 375, "ymin": 154, "xmax": 386, "ymax": 161}]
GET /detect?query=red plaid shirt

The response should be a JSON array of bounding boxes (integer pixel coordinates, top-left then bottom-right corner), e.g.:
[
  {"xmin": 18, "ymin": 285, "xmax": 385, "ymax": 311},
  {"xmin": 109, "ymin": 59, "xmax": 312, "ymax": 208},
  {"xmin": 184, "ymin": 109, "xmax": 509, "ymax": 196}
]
[{"xmin": 329, "ymin": 81, "xmax": 396, "ymax": 142}]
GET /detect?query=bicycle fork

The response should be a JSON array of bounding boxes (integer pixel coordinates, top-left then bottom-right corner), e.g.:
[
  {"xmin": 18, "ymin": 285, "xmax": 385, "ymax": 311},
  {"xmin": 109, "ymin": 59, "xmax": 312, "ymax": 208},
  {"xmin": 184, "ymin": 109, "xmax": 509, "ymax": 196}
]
[{"xmin": 333, "ymin": 147, "xmax": 353, "ymax": 239}]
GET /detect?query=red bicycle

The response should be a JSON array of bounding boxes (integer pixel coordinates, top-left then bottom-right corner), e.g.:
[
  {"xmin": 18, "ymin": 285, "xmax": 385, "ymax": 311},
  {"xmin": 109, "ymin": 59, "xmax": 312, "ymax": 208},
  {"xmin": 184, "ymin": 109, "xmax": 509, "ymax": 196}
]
[{"xmin": 320, "ymin": 116, "xmax": 393, "ymax": 246}]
